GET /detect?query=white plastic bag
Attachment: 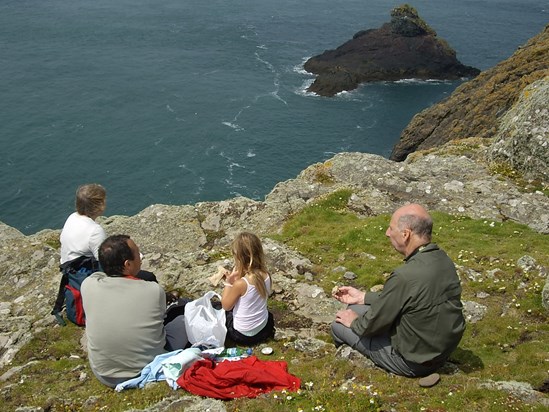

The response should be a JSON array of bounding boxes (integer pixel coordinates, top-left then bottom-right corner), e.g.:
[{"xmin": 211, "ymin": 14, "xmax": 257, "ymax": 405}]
[{"xmin": 184, "ymin": 291, "xmax": 227, "ymax": 347}]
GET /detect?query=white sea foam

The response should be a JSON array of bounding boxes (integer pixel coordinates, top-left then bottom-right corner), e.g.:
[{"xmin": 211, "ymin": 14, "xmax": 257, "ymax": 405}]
[
  {"xmin": 222, "ymin": 121, "xmax": 244, "ymax": 131},
  {"xmin": 166, "ymin": 104, "xmax": 175, "ymax": 113},
  {"xmin": 254, "ymin": 52, "xmax": 275, "ymax": 73},
  {"xmin": 295, "ymin": 79, "xmax": 316, "ymax": 97},
  {"xmin": 247, "ymin": 149, "xmax": 256, "ymax": 158},
  {"xmin": 293, "ymin": 57, "xmax": 312, "ymax": 75}
]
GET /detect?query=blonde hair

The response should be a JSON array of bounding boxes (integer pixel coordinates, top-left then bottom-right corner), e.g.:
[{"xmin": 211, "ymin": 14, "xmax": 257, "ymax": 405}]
[
  {"xmin": 231, "ymin": 232, "xmax": 269, "ymax": 300},
  {"xmin": 75, "ymin": 184, "xmax": 106, "ymax": 219}
]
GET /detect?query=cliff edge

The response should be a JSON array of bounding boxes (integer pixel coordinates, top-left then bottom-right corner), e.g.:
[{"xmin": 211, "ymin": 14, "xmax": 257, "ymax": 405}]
[{"xmin": 390, "ymin": 24, "xmax": 549, "ymax": 165}]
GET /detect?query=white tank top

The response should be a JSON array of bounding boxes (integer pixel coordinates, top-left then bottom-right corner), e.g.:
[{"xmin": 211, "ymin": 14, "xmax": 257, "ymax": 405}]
[{"xmin": 233, "ymin": 275, "xmax": 271, "ymax": 333}]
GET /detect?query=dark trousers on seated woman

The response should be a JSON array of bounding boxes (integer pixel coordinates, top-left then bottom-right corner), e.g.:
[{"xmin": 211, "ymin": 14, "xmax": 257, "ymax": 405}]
[{"xmin": 225, "ymin": 311, "xmax": 275, "ymax": 345}]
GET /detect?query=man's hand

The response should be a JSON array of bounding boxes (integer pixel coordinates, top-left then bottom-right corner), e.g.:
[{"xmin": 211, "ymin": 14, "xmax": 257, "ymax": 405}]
[
  {"xmin": 332, "ymin": 286, "xmax": 366, "ymax": 305},
  {"xmin": 335, "ymin": 308, "xmax": 358, "ymax": 327}
]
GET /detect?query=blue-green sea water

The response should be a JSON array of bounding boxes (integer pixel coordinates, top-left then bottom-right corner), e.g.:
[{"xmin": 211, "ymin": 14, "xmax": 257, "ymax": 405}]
[{"xmin": 1, "ymin": 0, "xmax": 547, "ymax": 234}]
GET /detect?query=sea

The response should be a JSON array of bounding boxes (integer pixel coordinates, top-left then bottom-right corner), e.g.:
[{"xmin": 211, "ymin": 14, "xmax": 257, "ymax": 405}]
[{"xmin": 1, "ymin": 0, "xmax": 547, "ymax": 235}]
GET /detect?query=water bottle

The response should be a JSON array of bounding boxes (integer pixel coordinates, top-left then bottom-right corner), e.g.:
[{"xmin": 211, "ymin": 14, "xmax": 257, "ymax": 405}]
[{"xmin": 224, "ymin": 347, "xmax": 253, "ymax": 357}]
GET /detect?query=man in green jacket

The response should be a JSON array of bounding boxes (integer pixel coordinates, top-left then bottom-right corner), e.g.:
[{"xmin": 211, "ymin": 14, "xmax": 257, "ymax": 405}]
[{"xmin": 331, "ymin": 204, "xmax": 465, "ymax": 377}]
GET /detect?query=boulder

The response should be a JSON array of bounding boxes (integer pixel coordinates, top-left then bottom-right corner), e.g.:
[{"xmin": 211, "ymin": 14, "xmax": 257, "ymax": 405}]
[{"xmin": 488, "ymin": 77, "xmax": 549, "ymax": 184}]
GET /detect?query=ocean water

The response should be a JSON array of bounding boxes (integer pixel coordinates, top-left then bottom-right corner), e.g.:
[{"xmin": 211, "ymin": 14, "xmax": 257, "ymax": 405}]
[{"xmin": 1, "ymin": 0, "xmax": 547, "ymax": 234}]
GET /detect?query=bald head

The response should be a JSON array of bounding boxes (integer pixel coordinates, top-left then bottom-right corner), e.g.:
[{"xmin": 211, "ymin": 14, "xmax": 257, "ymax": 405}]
[
  {"xmin": 386, "ymin": 204, "xmax": 433, "ymax": 257},
  {"xmin": 394, "ymin": 204, "xmax": 433, "ymax": 242}
]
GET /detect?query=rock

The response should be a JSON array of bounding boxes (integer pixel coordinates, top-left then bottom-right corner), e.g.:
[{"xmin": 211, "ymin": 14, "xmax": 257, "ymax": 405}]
[
  {"xmin": 462, "ymin": 301, "xmax": 488, "ymax": 323},
  {"xmin": 391, "ymin": 26, "xmax": 549, "ymax": 162},
  {"xmin": 542, "ymin": 276, "xmax": 549, "ymax": 311},
  {"xmin": 343, "ymin": 271, "xmax": 357, "ymax": 280},
  {"xmin": 304, "ymin": 5, "xmax": 479, "ymax": 96},
  {"xmin": 335, "ymin": 344, "xmax": 376, "ymax": 369},
  {"xmin": 128, "ymin": 396, "xmax": 227, "ymax": 412},
  {"xmin": 293, "ymin": 337, "xmax": 329, "ymax": 353},
  {"xmin": 489, "ymin": 78, "xmax": 549, "ymax": 184},
  {"xmin": 0, "ymin": 222, "xmax": 24, "ymax": 242},
  {"xmin": 479, "ymin": 380, "xmax": 549, "ymax": 407},
  {"xmin": 516, "ymin": 255, "xmax": 540, "ymax": 273}
]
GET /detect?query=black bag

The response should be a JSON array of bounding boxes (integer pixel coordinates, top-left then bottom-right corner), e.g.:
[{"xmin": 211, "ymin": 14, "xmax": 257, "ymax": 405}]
[{"xmin": 57, "ymin": 256, "xmax": 99, "ymax": 326}]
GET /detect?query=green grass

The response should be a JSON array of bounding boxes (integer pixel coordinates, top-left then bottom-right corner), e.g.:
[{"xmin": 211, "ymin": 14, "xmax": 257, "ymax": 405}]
[{"xmin": 1, "ymin": 192, "xmax": 547, "ymax": 411}]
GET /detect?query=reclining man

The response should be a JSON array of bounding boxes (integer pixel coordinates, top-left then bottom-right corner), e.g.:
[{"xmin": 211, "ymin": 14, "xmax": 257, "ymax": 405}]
[
  {"xmin": 81, "ymin": 235, "xmax": 187, "ymax": 388},
  {"xmin": 332, "ymin": 203, "xmax": 465, "ymax": 378}
]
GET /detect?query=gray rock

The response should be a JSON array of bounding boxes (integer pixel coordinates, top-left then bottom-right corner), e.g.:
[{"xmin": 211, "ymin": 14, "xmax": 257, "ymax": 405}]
[
  {"xmin": 128, "ymin": 395, "xmax": 226, "ymax": 412},
  {"xmin": 293, "ymin": 337, "xmax": 329, "ymax": 353},
  {"xmin": 517, "ymin": 255, "xmax": 538, "ymax": 272},
  {"xmin": 343, "ymin": 271, "xmax": 357, "ymax": 280},
  {"xmin": 462, "ymin": 301, "xmax": 488, "ymax": 323},
  {"xmin": 0, "ymin": 222, "xmax": 24, "ymax": 242},
  {"xmin": 543, "ymin": 276, "xmax": 549, "ymax": 311},
  {"xmin": 479, "ymin": 380, "xmax": 549, "ymax": 407},
  {"xmin": 489, "ymin": 77, "xmax": 549, "ymax": 184},
  {"xmin": 335, "ymin": 344, "xmax": 376, "ymax": 369}
]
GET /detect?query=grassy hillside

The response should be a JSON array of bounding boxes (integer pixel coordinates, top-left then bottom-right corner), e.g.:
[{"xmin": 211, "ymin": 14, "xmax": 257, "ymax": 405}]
[{"xmin": 1, "ymin": 190, "xmax": 547, "ymax": 411}]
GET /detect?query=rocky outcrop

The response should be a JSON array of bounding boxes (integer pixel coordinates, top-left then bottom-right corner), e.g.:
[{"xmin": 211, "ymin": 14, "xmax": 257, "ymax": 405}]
[
  {"xmin": 304, "ymin": 5, "xmax": 479, "ymax": 96},
  {"xmin": 488, "ymin": 77, "xmax": 549, "ymax": 184},
  {"xmin": 390, "ymin": 25, "xmax": 549, "ymax": 162},
  {"xmin": 1, "ymin": 146, "xmax": 548, "ymax": 365}
]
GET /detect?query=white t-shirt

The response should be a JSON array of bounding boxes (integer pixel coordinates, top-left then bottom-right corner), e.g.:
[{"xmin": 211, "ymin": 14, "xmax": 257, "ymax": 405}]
[{"xmin": 60, "ymin": 212, "xmax": 106, "ymax": 263}]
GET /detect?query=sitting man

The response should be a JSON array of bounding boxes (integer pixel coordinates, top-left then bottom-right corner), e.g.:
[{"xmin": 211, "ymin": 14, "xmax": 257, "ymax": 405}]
[
  {"xmin": 332, "ymin": 203, "xmax": 465, "ymax": 377},
  {"xmin": 81, "ymin": 235, "xmax": 187, "ymax": 388}
]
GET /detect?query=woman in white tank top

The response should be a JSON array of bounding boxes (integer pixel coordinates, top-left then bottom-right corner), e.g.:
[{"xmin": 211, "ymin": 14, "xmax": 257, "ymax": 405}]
[{"xmin": 220, "ymin": 232, "xmax": 275, "ymax": 345}]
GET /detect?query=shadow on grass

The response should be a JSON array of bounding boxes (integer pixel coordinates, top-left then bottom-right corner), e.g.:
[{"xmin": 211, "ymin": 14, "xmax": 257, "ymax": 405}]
[{"xmin": 449, "ymin": 347, "xmax": 484, "ymax": 373}]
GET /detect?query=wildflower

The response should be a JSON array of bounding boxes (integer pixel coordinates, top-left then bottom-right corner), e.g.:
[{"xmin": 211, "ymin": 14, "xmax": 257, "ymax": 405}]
[
  {"xmin": 286, "ymin": 395, "xmax": 293, "ymax": 401},
  {"xmin": 273, "ymin": 394, "xmax": 278, "ymax": 399}
]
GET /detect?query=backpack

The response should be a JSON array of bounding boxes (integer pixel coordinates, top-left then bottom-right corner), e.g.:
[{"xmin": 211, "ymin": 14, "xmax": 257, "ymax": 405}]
[{"xmin": 60, "ymin": 256, "xmax": 98, "ymax": 326}]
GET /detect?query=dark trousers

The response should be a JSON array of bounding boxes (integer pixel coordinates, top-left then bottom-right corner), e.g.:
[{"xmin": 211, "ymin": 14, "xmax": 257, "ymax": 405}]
[{"xmin": 225, "ymin": 311, "xmax": 275, "ymax": 345}]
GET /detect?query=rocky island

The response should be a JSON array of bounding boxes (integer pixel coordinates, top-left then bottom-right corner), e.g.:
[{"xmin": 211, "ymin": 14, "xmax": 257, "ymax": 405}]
[{"xmin": 304, "ymin": 4, "xmax": 480, "ymax": 96}]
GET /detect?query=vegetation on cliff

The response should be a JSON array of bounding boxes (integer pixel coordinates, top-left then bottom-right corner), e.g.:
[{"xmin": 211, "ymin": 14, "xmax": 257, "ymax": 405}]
[
  {"xmin": 1, "ymin": 191, "xmax": 547, "ymax": 411},
  {"xmin": 391, "ymin": 25, "xmax": 549, "ymax": 162}
]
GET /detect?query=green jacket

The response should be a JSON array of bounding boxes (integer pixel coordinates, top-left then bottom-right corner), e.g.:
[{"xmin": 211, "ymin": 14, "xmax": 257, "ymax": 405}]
[{"xmin": 351, "ymin": 243, "xmax": 465, "ymax": 364}]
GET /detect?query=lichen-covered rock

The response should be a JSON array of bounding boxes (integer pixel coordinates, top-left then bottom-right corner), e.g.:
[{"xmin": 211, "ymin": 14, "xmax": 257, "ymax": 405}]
[
  {"xmin": 0, "ymin": 222, "xmax": 24, "ymax": 242},
  {"xmin": 479, "ymin": 380, "xmax": 549, "ymax": 407},
  {"xmin": 488, "ymin": 77, "xmax": 549, "ymax": 184},
  {"xmin": 542, "ymin": 276, "xmax": 549, "ymax": 311}
]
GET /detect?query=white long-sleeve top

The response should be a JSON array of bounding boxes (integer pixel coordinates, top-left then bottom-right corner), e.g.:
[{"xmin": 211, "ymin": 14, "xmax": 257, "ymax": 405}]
[{"xmin": 60, "ymin": 212, "xmax": 106, "ymax": 263}]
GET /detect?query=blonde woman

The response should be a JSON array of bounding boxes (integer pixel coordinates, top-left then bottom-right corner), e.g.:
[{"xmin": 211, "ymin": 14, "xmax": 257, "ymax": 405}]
[{"xmin": 221, "ymin": 232, "xmax": 275, "ymax": 345}]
